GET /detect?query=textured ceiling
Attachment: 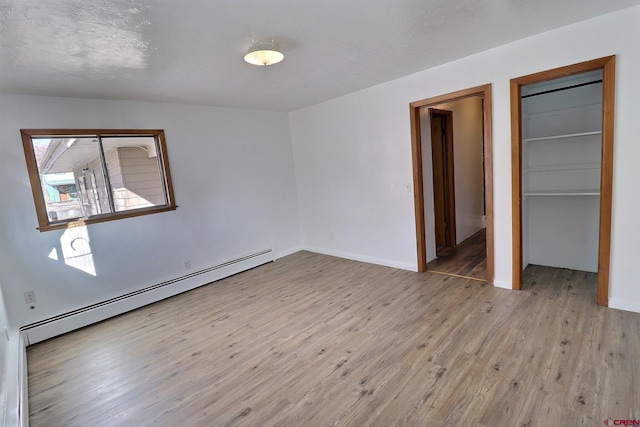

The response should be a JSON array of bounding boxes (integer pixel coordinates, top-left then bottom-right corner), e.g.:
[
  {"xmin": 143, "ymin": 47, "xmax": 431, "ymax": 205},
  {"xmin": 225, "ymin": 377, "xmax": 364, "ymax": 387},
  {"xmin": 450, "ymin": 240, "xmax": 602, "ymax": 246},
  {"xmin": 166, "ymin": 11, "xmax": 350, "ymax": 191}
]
[{"xmin": 1, "ymin": 0, "xmax": 639, "ymax": 111}]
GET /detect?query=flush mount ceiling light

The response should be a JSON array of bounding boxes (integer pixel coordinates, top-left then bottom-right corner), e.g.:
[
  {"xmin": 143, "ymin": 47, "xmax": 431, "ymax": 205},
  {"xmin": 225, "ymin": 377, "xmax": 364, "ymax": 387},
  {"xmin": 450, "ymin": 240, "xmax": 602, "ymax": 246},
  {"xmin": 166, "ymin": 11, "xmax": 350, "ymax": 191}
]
[{"xmin": 244, "ymin": 41, "xmax": 284, "ymax": 66}]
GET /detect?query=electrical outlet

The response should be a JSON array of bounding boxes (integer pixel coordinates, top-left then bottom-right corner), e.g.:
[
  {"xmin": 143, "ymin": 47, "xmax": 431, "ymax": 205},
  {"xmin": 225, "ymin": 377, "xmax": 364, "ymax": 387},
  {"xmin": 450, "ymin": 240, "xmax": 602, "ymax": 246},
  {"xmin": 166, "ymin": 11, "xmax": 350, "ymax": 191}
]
[
  {"xmin": 184, "ymin": 260, "xmax": 191, "ymax": 270},
  {"xmin": 24, "ymin": 290, "xmax": 36, "ymax": 304}
]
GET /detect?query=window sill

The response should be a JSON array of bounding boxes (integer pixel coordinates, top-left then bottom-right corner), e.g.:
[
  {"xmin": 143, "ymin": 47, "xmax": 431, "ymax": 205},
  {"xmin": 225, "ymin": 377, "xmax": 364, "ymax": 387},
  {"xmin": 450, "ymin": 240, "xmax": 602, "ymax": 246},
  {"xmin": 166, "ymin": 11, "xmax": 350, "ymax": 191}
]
[{"xmin": 37, "ymin": 205, "xmax": 178, "ymax": 232}]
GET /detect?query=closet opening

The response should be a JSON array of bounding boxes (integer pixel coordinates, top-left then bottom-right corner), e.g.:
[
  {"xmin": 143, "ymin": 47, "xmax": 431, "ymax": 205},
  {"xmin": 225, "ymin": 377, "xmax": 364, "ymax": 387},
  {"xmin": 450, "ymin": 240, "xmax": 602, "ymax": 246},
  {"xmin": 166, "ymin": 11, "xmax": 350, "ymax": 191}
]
[
  {"xmin": 510, "ymin": 56, "xmax": 615, "ymax": 306},
  {"xmin": 410, "ymin": 84, "xmax": 494, "ymax": 284}
]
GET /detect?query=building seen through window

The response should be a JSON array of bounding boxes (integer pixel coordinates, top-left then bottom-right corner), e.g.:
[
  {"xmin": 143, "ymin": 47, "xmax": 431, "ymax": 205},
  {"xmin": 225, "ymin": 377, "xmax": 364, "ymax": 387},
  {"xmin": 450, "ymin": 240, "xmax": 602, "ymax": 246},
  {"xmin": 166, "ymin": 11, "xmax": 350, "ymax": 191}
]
[{"xmin": 22, "ymin": 130, "xmax": 176, "ymax": 231}]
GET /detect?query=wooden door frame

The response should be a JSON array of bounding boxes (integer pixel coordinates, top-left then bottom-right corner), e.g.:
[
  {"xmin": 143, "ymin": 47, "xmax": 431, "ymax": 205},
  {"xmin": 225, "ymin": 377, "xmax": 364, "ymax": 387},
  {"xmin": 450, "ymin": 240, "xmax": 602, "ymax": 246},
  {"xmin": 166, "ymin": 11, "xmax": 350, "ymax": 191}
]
[
  {"xmin": 410, "ymin": 84, "xmax": 494, "ymax": 284},
  {"xmin": 429, "ymin": 108, "xmax": 457, "ymax": 251},
  {"xmin": 510, "ymin": 56, "xmax": 615, "ymax": 306}
]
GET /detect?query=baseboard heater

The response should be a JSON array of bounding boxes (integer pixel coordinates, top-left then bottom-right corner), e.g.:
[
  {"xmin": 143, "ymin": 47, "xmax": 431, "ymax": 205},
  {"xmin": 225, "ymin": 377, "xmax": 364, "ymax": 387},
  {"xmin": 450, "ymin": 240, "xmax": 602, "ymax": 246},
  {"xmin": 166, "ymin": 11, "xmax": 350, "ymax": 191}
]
[{"xmin": 20, "ymin": 248, "xmax": 274, "ymax": 345}]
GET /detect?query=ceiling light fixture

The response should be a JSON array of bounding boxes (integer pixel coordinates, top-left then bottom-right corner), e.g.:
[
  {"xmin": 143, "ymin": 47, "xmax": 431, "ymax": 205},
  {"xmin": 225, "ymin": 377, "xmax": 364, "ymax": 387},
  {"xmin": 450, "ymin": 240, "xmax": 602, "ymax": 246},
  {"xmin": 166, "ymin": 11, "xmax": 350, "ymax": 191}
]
[{"xmin": 244, "ymin": 41, "xmax": 284, "ymax": 66}]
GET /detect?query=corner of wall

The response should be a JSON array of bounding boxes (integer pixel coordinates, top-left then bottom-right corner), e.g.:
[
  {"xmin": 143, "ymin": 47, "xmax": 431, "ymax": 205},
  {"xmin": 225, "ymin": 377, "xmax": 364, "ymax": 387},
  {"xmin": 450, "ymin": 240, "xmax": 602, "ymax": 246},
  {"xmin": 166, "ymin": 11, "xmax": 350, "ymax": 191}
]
[
  {"xmin": 1, "ymin": 328, "xmax": 27, "ymax": 427},
  {"xmin": 274, "ymin": 246, "xmax": 304, "ymax": 260},
  {"xmin": 492, "ymin": 279, "xmax": 512, "ymax": 290},
  {"xmin": 303, "ymin": 246, "xmax": 418, "ymax": 272},
  {"xmin": 608, "ymin": 298, "xmax": 640, "ymax": 314}
]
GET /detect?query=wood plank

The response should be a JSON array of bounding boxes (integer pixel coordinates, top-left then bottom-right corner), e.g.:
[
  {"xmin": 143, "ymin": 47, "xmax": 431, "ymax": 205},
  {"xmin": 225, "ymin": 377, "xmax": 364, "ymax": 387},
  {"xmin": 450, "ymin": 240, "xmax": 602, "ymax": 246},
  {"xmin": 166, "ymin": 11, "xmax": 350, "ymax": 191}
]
[
  {"xmin": 27, "ymin": 252, "xmax": 640, "ymax": 426},
  {"xmin": 427, "ymin": 228, "xmax": 487, "ymax": 280}
]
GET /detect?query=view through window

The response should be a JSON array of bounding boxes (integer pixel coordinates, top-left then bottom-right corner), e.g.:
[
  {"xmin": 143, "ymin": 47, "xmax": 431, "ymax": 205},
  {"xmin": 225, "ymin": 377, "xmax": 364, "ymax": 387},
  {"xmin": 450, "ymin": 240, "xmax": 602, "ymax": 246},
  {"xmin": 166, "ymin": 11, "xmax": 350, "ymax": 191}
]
[{"xmin": 21, "ymin": 130, "xmax": 176, "ymax": 231}]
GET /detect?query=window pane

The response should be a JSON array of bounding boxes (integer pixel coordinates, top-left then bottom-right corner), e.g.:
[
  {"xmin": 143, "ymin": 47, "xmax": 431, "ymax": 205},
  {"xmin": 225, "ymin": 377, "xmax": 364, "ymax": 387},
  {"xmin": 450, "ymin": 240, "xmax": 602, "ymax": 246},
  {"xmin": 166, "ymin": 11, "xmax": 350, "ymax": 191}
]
[
  {"xmin": 101, "ymin": 136, "xmax": 167, "ymax": 213},
  {"xmin": 22, "ymin": 129, "xmax": 176, "ymax": 231},
  {"xmin": 33, "ymin": 137, "xmax": 112, "ymax": 222}
]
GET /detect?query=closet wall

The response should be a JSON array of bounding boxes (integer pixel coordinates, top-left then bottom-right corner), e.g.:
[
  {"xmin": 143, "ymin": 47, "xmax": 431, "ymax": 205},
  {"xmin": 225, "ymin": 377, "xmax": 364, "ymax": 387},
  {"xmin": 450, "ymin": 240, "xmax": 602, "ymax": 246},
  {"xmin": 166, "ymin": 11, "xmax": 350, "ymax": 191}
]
[{"xmin": 521, "ymin": 71, "xmax": 603, "ymax": 272}]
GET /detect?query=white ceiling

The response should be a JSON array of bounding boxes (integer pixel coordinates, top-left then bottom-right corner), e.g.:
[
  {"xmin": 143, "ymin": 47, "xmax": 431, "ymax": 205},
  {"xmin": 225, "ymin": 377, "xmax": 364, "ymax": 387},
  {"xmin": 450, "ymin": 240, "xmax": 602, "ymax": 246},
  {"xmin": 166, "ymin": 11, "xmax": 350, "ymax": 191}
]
[{"xmin": 1, "ymin": 0, "xmax": 639, "ymax": 112}]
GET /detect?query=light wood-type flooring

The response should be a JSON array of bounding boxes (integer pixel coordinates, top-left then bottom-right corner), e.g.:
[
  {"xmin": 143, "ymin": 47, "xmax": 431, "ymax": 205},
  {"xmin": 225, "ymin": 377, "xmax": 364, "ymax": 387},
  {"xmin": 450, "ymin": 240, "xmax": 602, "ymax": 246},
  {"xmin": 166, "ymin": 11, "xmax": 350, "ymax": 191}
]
[
  {"xmin": 427, "ymin": 228, "xmax": 487, "ymax": 280},
  {"xmin": 28, "ymin": 251, "xmax": 639, "ymax": 426}
]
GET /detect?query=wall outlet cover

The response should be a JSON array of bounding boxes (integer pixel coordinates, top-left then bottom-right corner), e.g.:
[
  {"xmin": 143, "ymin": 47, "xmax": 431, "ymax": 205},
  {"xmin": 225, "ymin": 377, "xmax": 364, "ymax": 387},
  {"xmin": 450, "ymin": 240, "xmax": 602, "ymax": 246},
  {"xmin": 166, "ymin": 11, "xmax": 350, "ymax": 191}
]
[{"xmin": 24, "ymin": 290, "xmax": 36, "ymax": 304}]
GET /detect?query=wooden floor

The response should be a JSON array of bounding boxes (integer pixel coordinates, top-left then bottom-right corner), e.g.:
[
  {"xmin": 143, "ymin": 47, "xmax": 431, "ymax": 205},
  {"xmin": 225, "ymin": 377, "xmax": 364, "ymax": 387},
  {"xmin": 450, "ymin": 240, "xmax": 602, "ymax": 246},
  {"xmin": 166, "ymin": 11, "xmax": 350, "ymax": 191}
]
[
  {"xmin": 427, "ymin": 228, "xmax": 486, "ymax": 280},
  {"xmin": 28, "ymin": 251, "xmax": 639, "ymax": 426}
]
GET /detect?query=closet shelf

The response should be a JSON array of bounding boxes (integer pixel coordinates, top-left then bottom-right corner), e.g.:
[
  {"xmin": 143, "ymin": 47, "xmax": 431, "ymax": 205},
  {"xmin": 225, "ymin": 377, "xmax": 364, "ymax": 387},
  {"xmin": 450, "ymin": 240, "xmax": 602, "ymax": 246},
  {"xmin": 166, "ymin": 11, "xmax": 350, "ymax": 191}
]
[
  {"xmin": 524, "ymin": 162, "xmax": 601, "ymax": 173},
  {"xmin": 523, "ymin": 189, "xmax": 600, "ymax": 196},
  {"xmin": 523, "ymin": 130, "xmax": 601, "ymax": 143}
]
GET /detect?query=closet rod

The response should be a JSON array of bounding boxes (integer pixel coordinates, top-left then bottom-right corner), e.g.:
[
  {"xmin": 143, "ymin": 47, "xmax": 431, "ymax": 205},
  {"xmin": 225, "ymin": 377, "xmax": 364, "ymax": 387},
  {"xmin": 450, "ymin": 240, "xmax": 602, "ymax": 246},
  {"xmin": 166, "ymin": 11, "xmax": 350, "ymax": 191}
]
[{"xmin": 522, "ymin": 79, "xmax": 602, "ymax": 99}]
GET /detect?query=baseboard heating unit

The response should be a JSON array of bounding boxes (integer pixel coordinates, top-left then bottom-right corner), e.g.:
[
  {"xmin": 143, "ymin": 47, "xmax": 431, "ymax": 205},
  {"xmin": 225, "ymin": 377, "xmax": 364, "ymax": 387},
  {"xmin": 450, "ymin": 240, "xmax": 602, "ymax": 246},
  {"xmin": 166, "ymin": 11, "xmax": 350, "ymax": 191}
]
[{"xmin": 20, "ymin": 249, "xmax": 274, "ymax": 345}]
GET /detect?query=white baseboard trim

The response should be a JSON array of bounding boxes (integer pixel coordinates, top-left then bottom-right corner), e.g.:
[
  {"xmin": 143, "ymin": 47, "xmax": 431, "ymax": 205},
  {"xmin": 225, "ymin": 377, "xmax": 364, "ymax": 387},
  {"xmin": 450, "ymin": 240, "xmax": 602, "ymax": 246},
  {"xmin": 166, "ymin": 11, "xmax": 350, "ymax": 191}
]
[
  {"xmin": 1, "ymin": 329, "xmax": 27, "ymax": 427},
  {"xmin": 274, "ymin": 246, "xmax": 304, "ymax": 259},
  {"xmin": 303, "ymin": 246, "xmax": 417, "ymax": 271},
  {"xmin": 492, "ymin": 279, "xmax": 512, "ymax": 290},
  {"xmin": 21, "ymin": 249, "xmax": 274, "ymax": 345},
  {"xmin": 608, "ymin": 297, "xmax": 640, "ymax": 314},
  {"xmin": 6, "ymin": 249, "xmax": 274, "ymax": 427},
  {"xmin": 18, "ymin": 332, "xmax": 27, "ymax": 427}
]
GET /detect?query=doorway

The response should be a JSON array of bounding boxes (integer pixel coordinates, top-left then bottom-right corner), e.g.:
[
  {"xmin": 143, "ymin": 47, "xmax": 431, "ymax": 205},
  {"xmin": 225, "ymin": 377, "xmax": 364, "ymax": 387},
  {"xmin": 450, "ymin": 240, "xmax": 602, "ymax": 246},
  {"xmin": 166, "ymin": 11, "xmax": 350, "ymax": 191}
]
[
  {"xmin": 430, "ymin": 109, "xmax": 456, "ymax": 257},
  {"xmin": 410, "ymin": 84, "xmax": 494, "ymax": 284},
  {"xmin": 510, "ymin": 56, "xmax": 615, "ymax": 306}
]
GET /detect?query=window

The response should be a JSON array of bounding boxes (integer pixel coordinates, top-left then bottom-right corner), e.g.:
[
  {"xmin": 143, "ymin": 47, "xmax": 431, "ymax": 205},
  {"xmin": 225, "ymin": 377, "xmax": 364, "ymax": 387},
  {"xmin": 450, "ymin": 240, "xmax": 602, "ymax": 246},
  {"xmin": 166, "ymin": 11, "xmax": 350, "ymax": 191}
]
[{"xmin": 21, "ymin": 129, "xmax": 176, "ymax": 231}]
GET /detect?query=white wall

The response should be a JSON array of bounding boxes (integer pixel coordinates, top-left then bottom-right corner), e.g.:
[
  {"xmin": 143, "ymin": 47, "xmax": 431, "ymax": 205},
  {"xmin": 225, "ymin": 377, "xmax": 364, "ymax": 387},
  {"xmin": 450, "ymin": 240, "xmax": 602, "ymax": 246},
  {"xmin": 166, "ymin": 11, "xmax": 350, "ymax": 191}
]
[
  {"xmin": 290, "ymin": 5, "xmax": 640, "ymax": 312},
  {"xmin": 289, "ymin": 90, "xmax": 417, "ymax": 270},
  {"xmin": 0, "ymin": 94, "xmax": 302, "ymax": 330},
  {"xmin": 0, "ymin": 281, "xmax": 23, "ymax": 427},
  {"xmin": 522, "ymin": 80, "xmax": 602, "ymax": 272},
  {"xmin": 0, "ymin": 283, "xmax": 9, "ymax": 425}
]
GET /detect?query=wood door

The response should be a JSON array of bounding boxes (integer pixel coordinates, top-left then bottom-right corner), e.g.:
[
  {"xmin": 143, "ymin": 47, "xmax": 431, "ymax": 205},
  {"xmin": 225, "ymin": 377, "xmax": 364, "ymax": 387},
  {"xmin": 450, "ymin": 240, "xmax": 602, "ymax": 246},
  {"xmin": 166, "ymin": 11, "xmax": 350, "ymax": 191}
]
[{"xmin": 430, "ymin": 109, "xmax": 456, "ymax": 256}]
